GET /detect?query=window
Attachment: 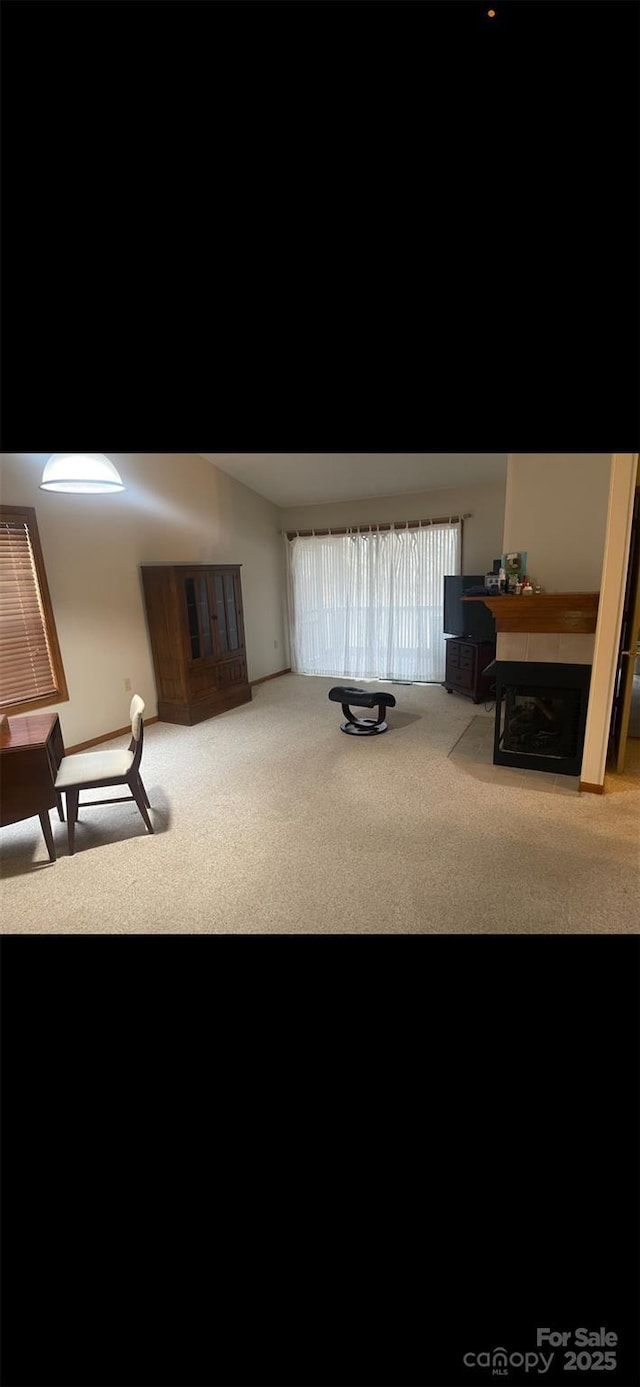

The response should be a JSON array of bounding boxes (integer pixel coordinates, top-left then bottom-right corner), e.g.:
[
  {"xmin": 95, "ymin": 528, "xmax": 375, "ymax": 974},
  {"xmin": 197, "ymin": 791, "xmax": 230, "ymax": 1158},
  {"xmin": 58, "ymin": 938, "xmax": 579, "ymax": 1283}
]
[
  {"xmin": 286, "ymin": 521, "xmax": 461, "ymax": 681},
  {"xmin": 0, "ymin": 505, "xmax": 69, "ymax": 715}
]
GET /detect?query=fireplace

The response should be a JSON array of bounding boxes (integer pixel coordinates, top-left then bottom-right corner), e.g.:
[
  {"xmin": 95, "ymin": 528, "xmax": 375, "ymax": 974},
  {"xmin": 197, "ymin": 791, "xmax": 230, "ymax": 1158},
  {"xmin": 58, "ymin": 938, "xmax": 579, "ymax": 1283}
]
[{"xmin": 485, "ymin": 661, "xmax": 591, "ymax": 776}]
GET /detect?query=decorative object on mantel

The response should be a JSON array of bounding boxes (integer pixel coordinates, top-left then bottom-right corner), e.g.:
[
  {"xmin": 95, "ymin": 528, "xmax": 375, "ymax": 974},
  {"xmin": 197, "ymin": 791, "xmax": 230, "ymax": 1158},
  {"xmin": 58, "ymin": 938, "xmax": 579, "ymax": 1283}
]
[
  {"xmin": 461, "ymin": 592, "xmax": 600, "ymax": 634},
  {"xmin": 502, "ymin": 551, "xmax": 527, "ymax": 582}
]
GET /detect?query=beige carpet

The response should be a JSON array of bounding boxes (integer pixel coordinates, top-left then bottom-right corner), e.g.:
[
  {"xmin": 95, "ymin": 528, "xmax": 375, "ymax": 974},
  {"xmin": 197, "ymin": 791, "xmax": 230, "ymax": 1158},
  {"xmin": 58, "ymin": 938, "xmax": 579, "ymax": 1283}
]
[{"xmin": 1, "ymin": 674, "xmax": 638, "ymax": 934}]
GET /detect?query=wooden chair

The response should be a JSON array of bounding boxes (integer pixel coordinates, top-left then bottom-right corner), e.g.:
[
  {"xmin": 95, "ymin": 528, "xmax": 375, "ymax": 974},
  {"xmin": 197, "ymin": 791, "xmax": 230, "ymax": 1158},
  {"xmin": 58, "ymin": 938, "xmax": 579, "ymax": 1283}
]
[{"xmin": 54, "ymin": 695, "xmax": 154, "ymax": 855}]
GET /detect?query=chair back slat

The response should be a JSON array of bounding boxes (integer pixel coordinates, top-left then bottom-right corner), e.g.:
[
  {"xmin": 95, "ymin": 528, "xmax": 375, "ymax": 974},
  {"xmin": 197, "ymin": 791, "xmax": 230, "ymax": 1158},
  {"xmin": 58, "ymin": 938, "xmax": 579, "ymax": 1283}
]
[{"xmin": 130, "ymin": 695, "xmax": 145, "ymax": 741}]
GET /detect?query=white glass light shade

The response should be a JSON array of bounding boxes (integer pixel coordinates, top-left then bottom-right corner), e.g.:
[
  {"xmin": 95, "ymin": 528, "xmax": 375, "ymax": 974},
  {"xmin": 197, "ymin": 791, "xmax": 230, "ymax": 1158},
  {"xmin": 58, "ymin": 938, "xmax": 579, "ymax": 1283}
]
[{"xmin": 40, "ymin": 454, "xmax": 125, "ymax": 493}]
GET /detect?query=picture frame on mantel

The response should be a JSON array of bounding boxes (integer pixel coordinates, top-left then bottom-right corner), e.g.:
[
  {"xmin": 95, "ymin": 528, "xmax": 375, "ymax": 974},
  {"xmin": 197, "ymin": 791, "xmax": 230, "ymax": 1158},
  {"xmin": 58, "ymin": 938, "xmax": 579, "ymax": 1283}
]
[{"xmin": 503, "ymin": 551, "xmax": 527, "ymax": 580}]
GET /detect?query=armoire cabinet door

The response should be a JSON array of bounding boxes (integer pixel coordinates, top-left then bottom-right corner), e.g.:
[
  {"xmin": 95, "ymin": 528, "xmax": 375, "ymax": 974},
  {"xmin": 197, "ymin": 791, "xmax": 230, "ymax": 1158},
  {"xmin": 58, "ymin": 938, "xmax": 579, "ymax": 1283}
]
[
  {"xmin": 183, "ymin": 574, "xmax": 215, "ymax": 662},
  {"xmin": 212, "ymin": 571, "xmax": 243, "ymax": 656}
]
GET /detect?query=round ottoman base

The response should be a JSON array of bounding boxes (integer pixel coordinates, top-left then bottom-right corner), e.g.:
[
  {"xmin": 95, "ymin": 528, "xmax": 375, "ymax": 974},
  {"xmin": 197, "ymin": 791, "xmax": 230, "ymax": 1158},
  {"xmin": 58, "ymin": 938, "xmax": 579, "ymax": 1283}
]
[{"xmin": 340, "ymin": 718, "xmax": 388, "ymax": 735}]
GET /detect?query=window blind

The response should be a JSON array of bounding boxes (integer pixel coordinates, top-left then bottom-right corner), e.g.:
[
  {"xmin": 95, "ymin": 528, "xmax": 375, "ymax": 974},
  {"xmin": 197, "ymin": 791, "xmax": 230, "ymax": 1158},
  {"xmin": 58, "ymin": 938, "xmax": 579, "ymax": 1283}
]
[{"xmin": 0, "ymin": 514, "xmax": 60, "ymax": 708}]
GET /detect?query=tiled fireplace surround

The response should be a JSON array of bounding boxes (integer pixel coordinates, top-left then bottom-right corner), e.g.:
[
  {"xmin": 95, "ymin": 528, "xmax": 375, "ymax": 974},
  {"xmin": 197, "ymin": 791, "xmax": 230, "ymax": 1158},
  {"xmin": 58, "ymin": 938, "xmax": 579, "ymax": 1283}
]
[{"xmin": 496, "ymin": 633, "xmax": 595, "ymax": 664}]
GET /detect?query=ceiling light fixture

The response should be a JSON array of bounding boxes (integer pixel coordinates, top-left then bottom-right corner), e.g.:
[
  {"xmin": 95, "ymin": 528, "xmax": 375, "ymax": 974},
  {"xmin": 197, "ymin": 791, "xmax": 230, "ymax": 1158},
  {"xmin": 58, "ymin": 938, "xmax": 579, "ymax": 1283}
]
[{"xmin": 40, "ymin": 454, "xmax": 125, "ymax": 494}]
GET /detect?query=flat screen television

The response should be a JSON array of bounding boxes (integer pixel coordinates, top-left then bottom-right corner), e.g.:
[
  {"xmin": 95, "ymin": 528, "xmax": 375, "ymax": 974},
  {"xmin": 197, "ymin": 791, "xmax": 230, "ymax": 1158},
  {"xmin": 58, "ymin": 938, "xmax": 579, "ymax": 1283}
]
[{"xmin": 443, "ymin": 575, "xmax": 496, "ymax": 641}]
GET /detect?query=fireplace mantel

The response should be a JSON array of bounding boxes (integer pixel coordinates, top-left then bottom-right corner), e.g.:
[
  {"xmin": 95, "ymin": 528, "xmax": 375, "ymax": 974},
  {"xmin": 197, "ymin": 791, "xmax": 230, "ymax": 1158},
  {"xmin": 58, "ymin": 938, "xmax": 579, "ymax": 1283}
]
[{"xmin": 462, "ymin": 592, "xmax": 599, "ymax": 634}]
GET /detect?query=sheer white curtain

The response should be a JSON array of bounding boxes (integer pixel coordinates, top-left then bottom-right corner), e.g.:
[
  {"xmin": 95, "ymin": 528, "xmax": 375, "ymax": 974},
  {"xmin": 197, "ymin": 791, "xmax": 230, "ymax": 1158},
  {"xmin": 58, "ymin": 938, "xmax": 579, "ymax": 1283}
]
[{"xmin": 285, "ymin": 522, "xmax": 461, "ymax": 681}]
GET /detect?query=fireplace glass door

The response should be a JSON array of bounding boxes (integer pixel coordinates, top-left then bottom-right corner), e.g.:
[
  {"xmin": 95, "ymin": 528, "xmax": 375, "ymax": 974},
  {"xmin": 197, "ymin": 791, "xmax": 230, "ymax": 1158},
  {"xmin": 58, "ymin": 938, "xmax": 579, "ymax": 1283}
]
[
  {"xmin": 501, "ymin": 686, "xmax": 581, "ymax": 760},
  {"xmin": 490, "ymin": 661, "xmax": 591, "ymax": 776}
]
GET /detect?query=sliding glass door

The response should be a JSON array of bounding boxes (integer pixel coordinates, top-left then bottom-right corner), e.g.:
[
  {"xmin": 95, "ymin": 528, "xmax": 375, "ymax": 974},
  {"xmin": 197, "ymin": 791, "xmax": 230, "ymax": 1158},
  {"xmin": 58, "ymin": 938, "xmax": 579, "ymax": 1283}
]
[{"xmin": 286, "ymin": 522, "xmax": 460, "ymax": 681}]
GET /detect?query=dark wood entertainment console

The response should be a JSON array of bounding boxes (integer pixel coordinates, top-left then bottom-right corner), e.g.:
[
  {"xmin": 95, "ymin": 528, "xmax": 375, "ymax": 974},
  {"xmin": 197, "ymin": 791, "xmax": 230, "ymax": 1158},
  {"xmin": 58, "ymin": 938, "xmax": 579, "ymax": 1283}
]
[{"xmin": 444, "ymin": 638, "xmax": 496, "ymax": 703}]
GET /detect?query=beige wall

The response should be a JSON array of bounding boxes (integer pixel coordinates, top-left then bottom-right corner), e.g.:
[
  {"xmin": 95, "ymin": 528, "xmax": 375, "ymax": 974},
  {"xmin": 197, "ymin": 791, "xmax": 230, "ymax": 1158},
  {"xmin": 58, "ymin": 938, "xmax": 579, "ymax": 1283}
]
[
  {"xmin": 280, "ymin": 481, "xmax": 506, "ymax": 576},
  {"xmin": 0, "ymin": 453, "xmax": 286, "ymax": 746},
  {"xmin": 503, "ymin": 455, "xmax": 612, "ymax": 591}
]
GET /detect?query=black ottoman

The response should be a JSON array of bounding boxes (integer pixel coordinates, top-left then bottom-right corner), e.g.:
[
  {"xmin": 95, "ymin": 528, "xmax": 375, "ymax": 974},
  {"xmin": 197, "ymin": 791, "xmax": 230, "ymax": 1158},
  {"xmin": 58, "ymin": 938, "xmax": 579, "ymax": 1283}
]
[{"xmin": 328, "ymin": 685, "xmax": 396, "ymax": 735}]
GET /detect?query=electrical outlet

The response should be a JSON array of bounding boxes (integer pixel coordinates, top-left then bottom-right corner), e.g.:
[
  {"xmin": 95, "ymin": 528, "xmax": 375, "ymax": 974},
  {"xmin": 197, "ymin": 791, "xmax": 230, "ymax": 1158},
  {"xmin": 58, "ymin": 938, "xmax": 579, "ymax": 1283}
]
[{"xmin": 124, "ymin": 678, "xmax": 132, "ymax": 692}]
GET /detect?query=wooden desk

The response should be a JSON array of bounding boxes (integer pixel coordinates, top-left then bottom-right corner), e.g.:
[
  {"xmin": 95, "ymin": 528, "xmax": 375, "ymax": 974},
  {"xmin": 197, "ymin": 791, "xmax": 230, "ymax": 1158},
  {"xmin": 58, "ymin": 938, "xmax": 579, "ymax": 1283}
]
[{"xmin": 0, "ymin": 713, "xmax": 65, "ymax": 861}]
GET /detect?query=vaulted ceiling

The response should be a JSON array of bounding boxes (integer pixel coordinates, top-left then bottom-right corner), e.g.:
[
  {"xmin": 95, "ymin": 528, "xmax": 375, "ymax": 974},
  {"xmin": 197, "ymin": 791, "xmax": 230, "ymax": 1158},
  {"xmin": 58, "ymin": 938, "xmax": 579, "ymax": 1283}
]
[{"xmin": 199, "ymin": 454, "xmax": 509, "ymax": 508}]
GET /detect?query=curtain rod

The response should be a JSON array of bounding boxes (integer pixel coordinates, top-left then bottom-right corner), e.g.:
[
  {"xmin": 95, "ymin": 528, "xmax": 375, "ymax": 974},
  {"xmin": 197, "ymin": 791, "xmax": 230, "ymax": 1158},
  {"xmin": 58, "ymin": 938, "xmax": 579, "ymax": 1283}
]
[{"xmin": 282, "ymin": 514, "xmax": 471, "ymax": 539}]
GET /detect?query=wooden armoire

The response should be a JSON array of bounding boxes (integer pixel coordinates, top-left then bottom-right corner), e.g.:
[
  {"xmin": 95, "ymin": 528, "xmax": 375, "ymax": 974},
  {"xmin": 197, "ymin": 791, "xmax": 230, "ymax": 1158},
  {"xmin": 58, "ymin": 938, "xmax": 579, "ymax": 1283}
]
[{"xmin": 141, "ymin": 564, "xmax": 251, "ymax": 725}]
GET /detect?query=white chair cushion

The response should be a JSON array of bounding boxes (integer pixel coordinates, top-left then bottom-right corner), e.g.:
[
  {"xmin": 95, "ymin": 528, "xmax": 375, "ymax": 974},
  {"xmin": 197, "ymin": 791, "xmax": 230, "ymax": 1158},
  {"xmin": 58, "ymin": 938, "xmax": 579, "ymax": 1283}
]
[{"xmin": 55, "ymin": 749, "xmax": 135, "ymax": 789}]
